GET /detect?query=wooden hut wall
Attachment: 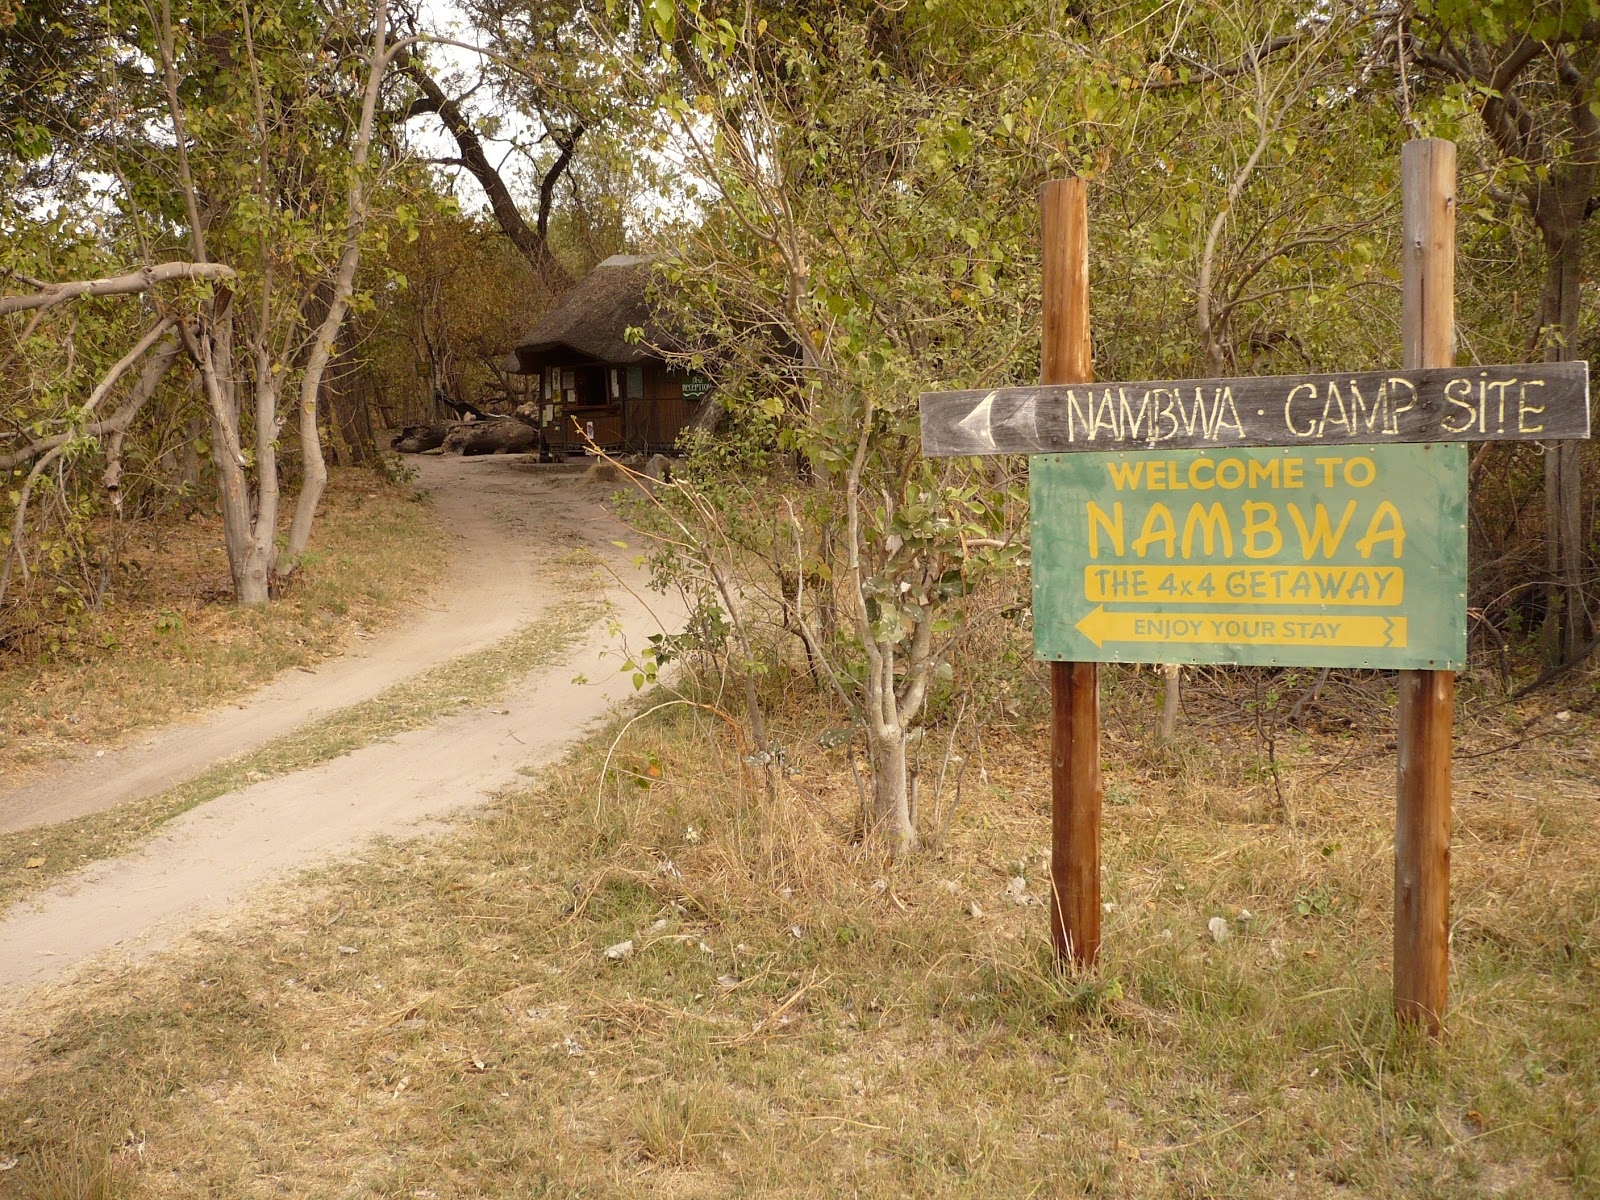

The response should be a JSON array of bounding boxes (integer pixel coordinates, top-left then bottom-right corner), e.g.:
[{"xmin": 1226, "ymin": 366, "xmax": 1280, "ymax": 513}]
[
  {"xmin": 644, "ymin": 366, "xmax": 691, "ymax": 449},
  {"xmin": 531, "ymin": 360, "xmax": 696, "ymax": 454}
]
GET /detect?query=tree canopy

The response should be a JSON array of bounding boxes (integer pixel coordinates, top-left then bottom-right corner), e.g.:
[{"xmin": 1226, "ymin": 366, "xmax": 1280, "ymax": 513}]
[{"xmin": 2, "ymin": 0, "xmax": 1594, "ymax": 788}]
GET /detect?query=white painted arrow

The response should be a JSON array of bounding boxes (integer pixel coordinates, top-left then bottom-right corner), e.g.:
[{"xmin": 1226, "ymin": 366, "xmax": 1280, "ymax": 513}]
[{"xmin": 954, "ymin": 390, "xmax": 998, "ymax": 449}]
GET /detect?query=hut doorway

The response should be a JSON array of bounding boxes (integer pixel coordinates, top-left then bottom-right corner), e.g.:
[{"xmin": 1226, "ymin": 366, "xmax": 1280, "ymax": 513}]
[{"xmin": 576, "ymin": 366, "xmax": 607, "ymax": 408}]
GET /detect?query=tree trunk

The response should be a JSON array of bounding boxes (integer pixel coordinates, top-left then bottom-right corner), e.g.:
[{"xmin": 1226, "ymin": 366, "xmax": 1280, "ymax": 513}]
[
  {"xmin": 181, "ymin": 413, "xmax": 203, "ymax": 491},
  {"xmin": 867, "ymin": 722, "xmax": 917, "ymax": 857},
  {"xmin": 211, "ymin": 426, "xmax": 273, "ymax": 607},
  {"xmin": 283, "ymin": 6, "xmax": 386, "ymax": 567},
  {"xmin": 287, "ymin": 383, "xmax": 328, "ymax": 562},
  {"xmin": 1538, "ymin": 216, "xmax": 1591, "ymax": 664},
  {"xmin": 331, "ymin": 363, "xmax": 378, "ymax": 467},
  {"xmin": 234, "ymin": 539, "xmax": 273, "ymax": 605},
  {"xmin": 185, "ymin": 313, "xmax": 277, "ymax": 606},
  {"xmin": 401, "ymin": 60, "xmax": 577, "ymax": 291}
]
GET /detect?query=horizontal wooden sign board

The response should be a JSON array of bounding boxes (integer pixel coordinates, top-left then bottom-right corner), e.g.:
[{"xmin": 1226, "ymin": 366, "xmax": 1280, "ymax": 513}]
[{"xmin": 921, "ymin": 361, "xmax": 1589, "ymax": 456}]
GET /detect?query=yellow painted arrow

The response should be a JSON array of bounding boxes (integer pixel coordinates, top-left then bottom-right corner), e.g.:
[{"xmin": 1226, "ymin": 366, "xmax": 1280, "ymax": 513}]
[{"xmin": 1073, "ymin": 606, "xmax": 1406, "ymax": 650}]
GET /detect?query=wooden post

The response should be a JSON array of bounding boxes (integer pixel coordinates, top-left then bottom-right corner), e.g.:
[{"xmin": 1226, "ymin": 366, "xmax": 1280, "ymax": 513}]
[
  {"xmin": 1395, "ymin": 139, "xmax": 1455, "ymax": 1034},
  {"xmin": 1042, "ymin": 178, "xmax": 1101, "ymax": 969},
  {"xmin": 1050, "ymin": 660, "xmax": 1100, "ymax": 966}
]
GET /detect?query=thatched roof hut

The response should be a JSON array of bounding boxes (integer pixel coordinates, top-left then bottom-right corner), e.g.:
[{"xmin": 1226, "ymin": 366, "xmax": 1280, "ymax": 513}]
[
  {"xmin": 507, "ymin": 255, "xmax": 672, "ymax": 373},
  {"xmin": 504, "ymin": 255, "xmax": 708, "ymax": 456}
]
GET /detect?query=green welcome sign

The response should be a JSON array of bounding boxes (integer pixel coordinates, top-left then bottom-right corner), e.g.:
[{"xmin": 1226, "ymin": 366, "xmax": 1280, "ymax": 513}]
[{"xmin": 1030, "ymin": 443, "xmax": 1467, "ymax": 669}]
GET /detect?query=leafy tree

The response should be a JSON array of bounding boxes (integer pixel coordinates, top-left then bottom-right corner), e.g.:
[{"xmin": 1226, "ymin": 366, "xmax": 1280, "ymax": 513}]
[
  {"xmin": 1087, "ymin": 1, "xmax": 1403, "ymax": 731},
  {"xmin": 3, "ymin": 0, "xmax": 417, "ymax": 607},
  {"xmin": 356, "ymin": 199, "xmax": 547, "ymax": 414},
  {"xmin": 0, "ymin": 148, "xmax": 226, "ymax": 621},
  {"xmin": 396, "ymin": 0, "xmax": 655, "ymax": 288},
  {"xmin": 0, "ymin": 0, "xmax": 111, "ymax": 170},
  {"xmin": 1411, "ymin": 0, "xmax": 1600, "ymax": 663},
  {"xmin": 626, "ymin": 1, "xmax": 1080, "ymax": 852}
]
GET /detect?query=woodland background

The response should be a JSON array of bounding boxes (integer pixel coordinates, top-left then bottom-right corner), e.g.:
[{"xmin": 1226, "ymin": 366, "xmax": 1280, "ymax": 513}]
[{"xmin": 3, "ymin": 0, "xmax": 1598, "ymax": 848}]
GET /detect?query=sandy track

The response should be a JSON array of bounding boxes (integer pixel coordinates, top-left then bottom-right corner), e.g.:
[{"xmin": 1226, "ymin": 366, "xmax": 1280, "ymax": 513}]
[
  {"xmin": 0, "ymin": 455, "xmax": 618, "ymax": 834},
  {"xmin": 0, "ymin": 455, "xmax": 681, "ymax": 996}
]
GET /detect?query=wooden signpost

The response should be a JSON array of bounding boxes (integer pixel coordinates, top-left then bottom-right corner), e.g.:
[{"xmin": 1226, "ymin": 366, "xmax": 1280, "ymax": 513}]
[
  {"xmin": 919, "ymin": 141, "xmax": 1593, "ymax": 1034},
  {"xmin": 921, "ymin": 363, "xmax": 1589, "ymax": 457}
]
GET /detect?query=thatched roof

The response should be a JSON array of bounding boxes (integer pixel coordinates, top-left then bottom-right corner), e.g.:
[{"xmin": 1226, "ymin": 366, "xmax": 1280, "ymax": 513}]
[{"xmin": 508, "ymin": 255, "xmax": 675, "ymax": 374}]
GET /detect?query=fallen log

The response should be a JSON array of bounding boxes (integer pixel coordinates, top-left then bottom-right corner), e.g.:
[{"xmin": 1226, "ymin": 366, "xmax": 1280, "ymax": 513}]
[
  {"xmin": 391, "ymin": 422, "xmax": 459, "ymax": 453},
  {"xmin": 459, "ymin": 417, "xmax": 540, "ymax": 457}
]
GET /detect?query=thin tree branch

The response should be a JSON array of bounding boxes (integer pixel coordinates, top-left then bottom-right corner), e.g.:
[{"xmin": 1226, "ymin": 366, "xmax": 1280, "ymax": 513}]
[
  {"xmin": 0, "ymin": 332, "xmax": 181, "ymax": 471},
  {"xmin": 0, "ymin": 262, "xmax": 238, "ymax": 317},
  {"xmin": 0, "ymin": 320, "xmax": 178, "ymax": 604},
  {"xmin": 399, "ymin": 54, "xmax": 577, "ymax": 287}
]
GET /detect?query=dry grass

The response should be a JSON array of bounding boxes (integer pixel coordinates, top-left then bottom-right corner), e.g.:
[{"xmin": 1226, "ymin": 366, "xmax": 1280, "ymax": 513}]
[
  {"xmin": 0, "ymin": 660, "xmax": 1596, "ymax": 1199},
  {"xmin": 0, "ymin": 605, "xmax": 603, "ymax": 910},
  {"xmin": 0, "ymin": 468, "xmax": 446, "ymax": 784}
]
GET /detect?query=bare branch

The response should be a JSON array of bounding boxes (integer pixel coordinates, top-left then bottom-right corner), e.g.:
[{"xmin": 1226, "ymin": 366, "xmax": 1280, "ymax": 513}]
[
  {"xmin": 0, "ymin": 262, "xmax": 237, "ymax": 317},
  {"xmin": 399, "ymin": 52, "xmax": 577, "ymax": 287},
  {"xmin": 153, "ymin": 0, "xmax": 210, "ymax": 263},
  {"xmin": 0, "ymin": 267, "xmax": 49, "ymax": 290},
  {"xmin": 1143, "ymin": 32, "xmax": 1311, "ymax": 92}
]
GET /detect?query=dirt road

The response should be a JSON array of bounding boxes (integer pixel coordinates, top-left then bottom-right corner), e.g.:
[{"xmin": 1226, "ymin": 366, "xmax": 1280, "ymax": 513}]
[{"xmin": 0, "ymin": 455, "xmax": 682, "ymax": 997}]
